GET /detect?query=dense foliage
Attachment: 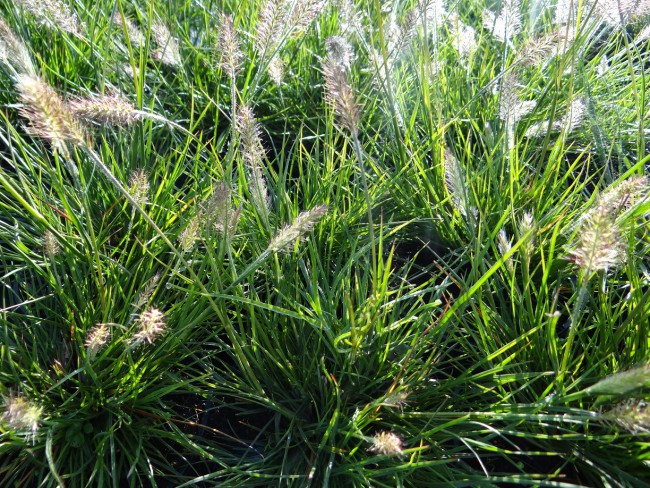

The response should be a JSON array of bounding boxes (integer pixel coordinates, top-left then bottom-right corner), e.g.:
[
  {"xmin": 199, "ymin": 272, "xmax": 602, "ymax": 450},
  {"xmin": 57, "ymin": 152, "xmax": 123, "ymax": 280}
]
[{"xmin": 1, "ymin": 0, "xmax": 650, "ymax": 486}]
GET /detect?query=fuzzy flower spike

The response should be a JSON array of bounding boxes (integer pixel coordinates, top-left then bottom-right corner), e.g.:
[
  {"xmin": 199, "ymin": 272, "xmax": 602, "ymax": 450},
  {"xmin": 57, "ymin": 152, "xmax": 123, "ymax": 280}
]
[
  {"xmin": 0, "ymin": 18, "xmax": 36, "ymax": 75},
  {"xmin": 15, "ymin": 74, "xmax": 86, "ymax": 152}
]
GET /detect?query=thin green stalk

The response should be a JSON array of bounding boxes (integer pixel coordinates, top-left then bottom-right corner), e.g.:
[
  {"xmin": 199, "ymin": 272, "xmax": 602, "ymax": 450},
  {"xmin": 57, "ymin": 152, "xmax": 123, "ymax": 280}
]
[{"xmin": 350, "ymin": 128, "xmax": 377, "ymax": 290}]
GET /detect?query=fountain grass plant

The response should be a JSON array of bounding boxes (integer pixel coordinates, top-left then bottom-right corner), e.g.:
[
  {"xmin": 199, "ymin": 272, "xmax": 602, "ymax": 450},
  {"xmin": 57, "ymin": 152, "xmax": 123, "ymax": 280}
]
[{"xmin": 2, "ymin": 0, "xmax": 650, "ymax": 486}]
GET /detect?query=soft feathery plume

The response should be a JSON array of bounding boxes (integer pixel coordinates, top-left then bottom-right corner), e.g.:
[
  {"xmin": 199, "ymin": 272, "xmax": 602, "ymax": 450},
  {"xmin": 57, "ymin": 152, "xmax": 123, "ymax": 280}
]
[
  {"xmin": 267, "ymin": 56, "xmax": 284, "ymax": 85},
  {"xmin": 113, "ymin": 13, "xmax": 145, "ymax": 48},
  {"xmin": 0, "ymin": 18, "xmax": 36, "ymax": 75},
  {"xmin": 335, "ymin": 0, "xmax": 364, "ymax": 36},
  {"xmin": 444, "ymin": 148, "xmax": 470, "ymax": 218},
  {"xmin": 85, "ymin": 323, "xmax": 110, "ymax": 358},
  {"xmin": 497, "ymin": 228, "xmax": 514, "ymax": 272},
  {"xmin": 592, "ymin": 0, "xmax": 650, "ymax": 27},
  {"xmin": 369, "ymin": 431, "xmax": 403, "ymax": 456},
  {"xmin": 400, "ymin": 6, "xmax": 422, "ymax": 51},
  {"xmin": 288, "ymin": 0, "xmax": 328, "ymax": 38},
  {"xmin": 2, "ymin": 393, "xmax": 43, "ymax": 441},
  {"xmin": 558, "ymin": 97, "xmax": 586, "ymax": 133},
  {"xmin": 128, "ymin": 169, "xmax": 149, "ymax": 207},
  {"xmin": 595, "ymin": 176, "xmax": 649, "ymax": 215},
  {"xmin": 569, "ymin": 203, "xmax": 625, "ymax": 274},
  {"xmin": 384, "ymin": 8, "xmax": 403, "ymax": 57},
  {"xmin": 217, "ymin": 14, "xmax": 243, "ymax": 81},
  {"xmin": 235, "ymin": 105, "xmax": 266, "ymax": 169},
  {"xmin": 134, "ymin": 273, "xmax": 161, "ymax": 310},
  {"xmin": 15, "ymin": 74, "xmax": 86, "ymax": 152},
  {"xmin": 525, "ymin": 97, "xmax": 584, "ymax": 139},
  {"xmin": 498, "ymin": 72, "xmax": 536, "ymax": 123},
  {"xmin": 203, "ymin": 182, "xmax": 240, "ymax": 235},
  {"xmin": 249, "ymin": 165, "xmax": 270, "ymax": 219},
  {"xmin": 254, "ymin": 0, "xmax": 285, "ymax": 56},
  {"xmin": 483, "ymin": 0, "xmax": 521, "ymax": 44},
  {"xmin": 555, "ymin": 0, "xmax": 576, "ymax": 26},
  {"xmin": 326, "ymin": 36, "xmax": 353, "ymax": 71},
  {"xmin": 448, "ymin": 13, "xmax": 477, "ymax": 59},
  {"xmin": 42, "ymin": 229, "xmax": 60, "ymax": 258},
  {"xmin": 67, "ymin": 93, "xmax": 139, "ymax": 126},
  {"xmin": 517, "ymin": 211, "xmax": 535, "ymax": 260},
  {"xmin": 597, "ymin": 54, "xmax": 609, "ymax": 76},
  {"xmin": 524, "ymin": 121, "xmax": 547, "ymax": 139},
  {"xmin": 179, "ymin": 214, "xmax": 201, "ymax": 252},
  {"xmin": 15, "ymin": 0, "xmax": 83, "ymax": 36},
  {"xmin": 515, "ymin": 27, "xmax": 575, "ymax": 67},
  {"xmin": 323, "ymin": 45, "xmax": 360, "ymax": 134},
  {"xmin": 423, "ymin": 0, "xmax": 446, "ymax": 40},
  {"xmin": 151, "ymin": 21, "xmax": 181, "ymax": 67},
  {"xmin": 132, "ymin": 307, "xmax": 166, "ymax": 345},
  {"xmin": 268, "ymin": 204, "xmax": 327, "ymax": 252},
  {"xmin": 231, "ymin": 96, "xmax": 267, "ymax": 210}
]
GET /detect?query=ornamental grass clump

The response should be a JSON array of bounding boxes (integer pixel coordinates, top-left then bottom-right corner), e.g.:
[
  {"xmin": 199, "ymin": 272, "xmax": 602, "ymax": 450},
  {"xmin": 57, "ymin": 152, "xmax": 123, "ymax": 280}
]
[{"xmin": 3, "ymin": 0, "xmax": 650, "ymax": 484}]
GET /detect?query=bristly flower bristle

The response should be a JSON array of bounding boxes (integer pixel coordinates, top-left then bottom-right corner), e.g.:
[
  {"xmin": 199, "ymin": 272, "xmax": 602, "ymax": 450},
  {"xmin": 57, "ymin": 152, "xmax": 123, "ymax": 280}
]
[
  {"xmin": 128, "ymin": 169, "xmax": 150, "ymax": 207},
  {"xmin": 217, "ymin": 14, "xmax": 243, "ymax": 80},
  {"xmin": 254, "ymin": 0, "xmax": 285, "ymax": 57},
  {"xmin": 15, "ymin": 74, "xmax": 86, "ymax": 152},
  {"xmin": 42, "ymin": 229, "xmax": 60, "ymax": 258},
  {"xmin": 0, "ymin": 18, "xmax": 36, "ymax": 75},
  {"xmin": 2, "ymin": 393, "xmax": 43, "ymax": 441},
  {"xmin": 444, "ymin": 148, "xmax": 470, "ymax": 218},
  {"xmin": 132, "ymin": 307, "xmax": 166, "ymax": 345},
  {"xmin": 325, "ymin": 36, "xmax": 353, "ymax": 71},
  {"xmin": 288, "ymin": 0, "xmax": 328, "ymax": 38},
  {"xmin": 202, "ymin": 182, "xmax": 240, "ymax": 236},
  {"xmin": 113, "ymin": 13, "xmax": 145, "ymax": 48},
  {"xmin": 592, "ymin": 0, "xmax": 650, "ymax": 27},
  {"xmin": 151, "ymin": 21, "xmax": 181, "ymax": 67},
  {"xmin": 267, "ymin": 56, "xmax": 284, "ymax": 85},
  {"xmin": 235, "ymin": 105, "xmax": 270, "ymax": 218},
  {"xmin": 569, "ymin": 203, "xmax": 625, "ymax": 274},
  {"xmin": 15, "ymin": 0, "xmax": 83, "ymax": 36},
  {"xmin": 482, "ymin": 0, "xmax": 521, "ymax": 43},
  {"xmin": 323, "ymin": 38, "xmax": 360, "ymax": 134},
  {"xmin": 497, "ymin": 228, "xmax": 514, "ymax": 272},
  {"xmin": 85, "ymin": 323, "xmax": 111, "ymax": 358},
  {"xmin": 67, "ymin": 93, "xmax": 139, "ymax": 126},
  {"xmin": 268, "ymin": 204, "xmax": 327, "ymax": 252},
  {"xmin": 369, "ymin": 431, "xmax": 404, "ymax": 456},
  {"xmin": 235, "ymin": 105, "xmax": 266, "ymax": 168},
  {"xmin": 498, "ymin": 72, "xmax": 536, "ymax": 125}
]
